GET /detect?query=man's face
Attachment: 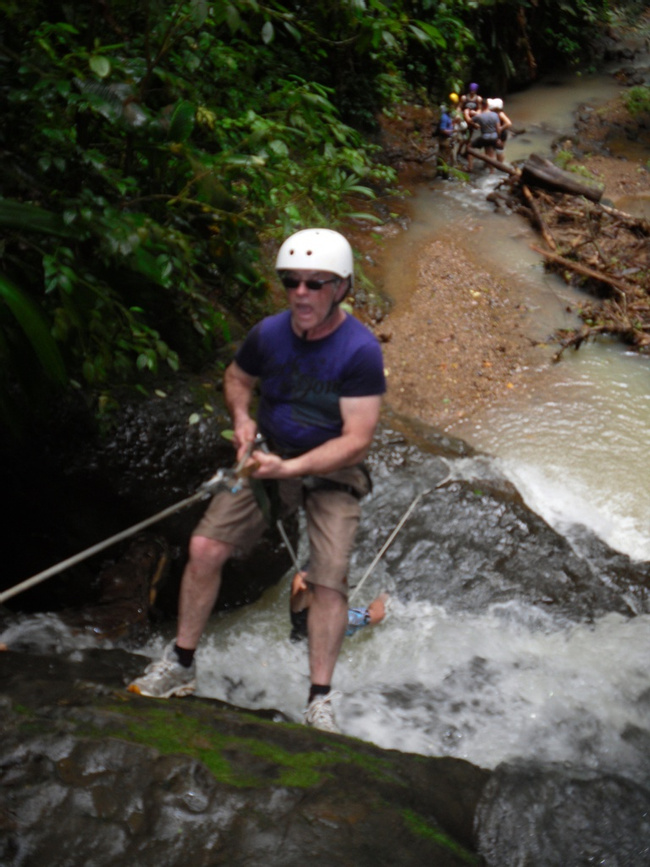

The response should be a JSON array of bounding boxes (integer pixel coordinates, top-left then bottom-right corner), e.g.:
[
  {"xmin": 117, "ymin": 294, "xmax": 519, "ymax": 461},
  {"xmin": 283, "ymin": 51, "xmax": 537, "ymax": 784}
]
[{"xmin": 281, "ymin": 270, "xmax": 343, "ymax": 333}]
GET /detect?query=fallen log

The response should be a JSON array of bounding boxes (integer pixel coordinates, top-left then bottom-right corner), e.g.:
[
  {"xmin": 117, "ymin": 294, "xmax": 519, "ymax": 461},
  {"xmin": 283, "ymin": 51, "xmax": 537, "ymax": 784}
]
[
  {"xmin": 599, "ymin": 202, "xmax": 650, "ymax": 231},
  {"xmin": 521, "ymin": 154, "xmax": 604, "ymax": 202},
  {"xmin": 466, "ymin": 147, "xmax": 518, "ymax": 176},
  {"xmin": 467, "ymin": 149, "xmax": 605, "ymax": 204},
  {"xmin": 531, "ymin": 243, "xmax": 630, "ymax": 307}
]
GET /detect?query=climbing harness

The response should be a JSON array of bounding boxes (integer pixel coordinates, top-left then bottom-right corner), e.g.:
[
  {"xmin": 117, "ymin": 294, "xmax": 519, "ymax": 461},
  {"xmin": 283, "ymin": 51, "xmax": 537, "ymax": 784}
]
[{"xmin": 0, "ymin": 442, "xmax": 260, "ymax": 606}]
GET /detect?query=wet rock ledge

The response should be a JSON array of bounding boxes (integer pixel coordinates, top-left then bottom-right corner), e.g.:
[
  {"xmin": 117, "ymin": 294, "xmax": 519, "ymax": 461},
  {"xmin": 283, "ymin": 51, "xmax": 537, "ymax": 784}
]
[{"xmin": 0, "ymin": 647, "xmax": 487, "ymax": 867}]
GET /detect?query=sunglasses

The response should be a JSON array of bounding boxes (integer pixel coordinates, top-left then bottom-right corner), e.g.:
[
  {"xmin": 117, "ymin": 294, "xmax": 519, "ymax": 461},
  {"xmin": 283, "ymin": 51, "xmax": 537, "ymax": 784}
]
[{"xmin": 280, "ymin": 275, "xmax": 340, "ymax": 291}]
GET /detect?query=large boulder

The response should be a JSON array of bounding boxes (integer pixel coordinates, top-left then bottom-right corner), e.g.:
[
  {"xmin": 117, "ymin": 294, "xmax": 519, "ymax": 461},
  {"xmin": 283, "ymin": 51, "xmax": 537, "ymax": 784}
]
[{"xmin": 0, "ymin": 648, "xmax": 487, "ymax": 867}]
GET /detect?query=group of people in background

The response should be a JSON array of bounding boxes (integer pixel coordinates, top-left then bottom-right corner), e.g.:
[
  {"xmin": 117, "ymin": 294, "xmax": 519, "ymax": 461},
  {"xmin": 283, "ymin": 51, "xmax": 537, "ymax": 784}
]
[{"xmin": 437, "ymin": 82, "xmax": 512, "ymax": 172}]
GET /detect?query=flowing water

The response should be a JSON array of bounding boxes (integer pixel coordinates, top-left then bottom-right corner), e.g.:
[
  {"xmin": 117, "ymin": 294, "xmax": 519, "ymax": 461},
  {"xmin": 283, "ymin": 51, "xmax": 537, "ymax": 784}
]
[{"xmin": 384, "ymin": 68, "xmax": 650, "ymax": 565}]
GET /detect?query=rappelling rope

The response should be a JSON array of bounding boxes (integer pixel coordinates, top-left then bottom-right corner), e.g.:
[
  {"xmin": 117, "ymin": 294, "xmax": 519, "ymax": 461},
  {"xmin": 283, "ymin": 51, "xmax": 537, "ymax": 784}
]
[
  {"xmin": 1, "ymin": 453, "xmax": 453, "ymax": 607},
  {"xmin": 349, "ymin": 466, "xmax": 453, "ymax": 603},
  {"xmin": 0, "ymin": 447, "xmax": 257, "ymax": 606},
  {"xmin": 0, "ymin": 487, "xmax": 211, "ymax": 605},
  {"xmin": 275, "ymin": 518, "xmax": 302, "ymax": 575}
]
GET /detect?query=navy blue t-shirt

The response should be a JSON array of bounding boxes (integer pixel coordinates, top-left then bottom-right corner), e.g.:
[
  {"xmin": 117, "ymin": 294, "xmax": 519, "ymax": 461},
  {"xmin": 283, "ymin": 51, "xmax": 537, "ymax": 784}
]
[{"xmin": 235, "ymin": 311, "xmax": 386, "ymax": 453}]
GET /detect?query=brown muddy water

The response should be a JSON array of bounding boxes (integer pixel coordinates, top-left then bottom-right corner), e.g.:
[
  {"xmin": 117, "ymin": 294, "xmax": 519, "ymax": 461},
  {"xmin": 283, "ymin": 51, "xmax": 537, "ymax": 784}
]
[{"xmin": 381, "ymin": 68, "xmax": 650, "ymax": 563}]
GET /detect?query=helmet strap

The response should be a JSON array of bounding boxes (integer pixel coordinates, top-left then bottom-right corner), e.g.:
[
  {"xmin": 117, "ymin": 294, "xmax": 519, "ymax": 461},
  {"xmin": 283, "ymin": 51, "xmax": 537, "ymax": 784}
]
[{"xmin": 326, "ymin": 277, "xmax": 350, "ymax": 318}]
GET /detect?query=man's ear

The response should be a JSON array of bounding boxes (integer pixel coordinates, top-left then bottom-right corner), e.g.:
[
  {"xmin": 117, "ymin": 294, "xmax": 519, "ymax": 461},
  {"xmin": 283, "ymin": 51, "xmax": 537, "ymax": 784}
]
[{"xmin": 334, "ymin": 277, "xmax": 351, "ymax": 304}]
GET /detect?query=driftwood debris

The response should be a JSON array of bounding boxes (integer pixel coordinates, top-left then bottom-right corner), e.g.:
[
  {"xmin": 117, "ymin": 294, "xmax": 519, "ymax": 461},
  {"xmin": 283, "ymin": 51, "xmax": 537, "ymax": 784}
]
[
  {"xmin": 467, "ymin": 149, "xmax": 604, "ymax": 201},
  {"xmin": 530, "ymin": 244, "xmax": 631, "ymax": 305},
  {"xmin": 468, "ymin": 147, "xmax": 650, "ymax": 357}
]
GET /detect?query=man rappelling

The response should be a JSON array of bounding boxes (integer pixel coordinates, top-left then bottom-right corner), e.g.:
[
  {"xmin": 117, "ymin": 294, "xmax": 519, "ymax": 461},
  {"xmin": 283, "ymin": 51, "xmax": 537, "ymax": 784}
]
[{"xmin": 128, "ymin": 228, "xmax": 386, "ymax": 733}]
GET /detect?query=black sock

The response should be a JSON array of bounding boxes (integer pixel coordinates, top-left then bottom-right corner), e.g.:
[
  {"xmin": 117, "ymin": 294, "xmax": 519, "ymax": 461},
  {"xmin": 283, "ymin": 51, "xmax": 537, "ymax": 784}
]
[
  {"xmin": 173, "ymin": 644, "xmax": 195, "ymax": 668},
  {"xmin": 309, "ymin": 683, "xmax": 330, "ymax": 704}
]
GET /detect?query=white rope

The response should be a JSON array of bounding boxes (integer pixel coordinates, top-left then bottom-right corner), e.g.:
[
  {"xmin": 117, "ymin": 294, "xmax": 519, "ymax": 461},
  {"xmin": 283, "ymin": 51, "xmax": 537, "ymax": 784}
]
[
  {"xmin": 349, "ymin": 467, "xmax": 452, "ymax": 602},
  {"xmin": 0, "ymin": 464, "xmax": 239, "ymax": 605},
  {"xmin": 0, "ymin": 487, "xmax": 210, "ymax": 605},
  {"xmin": 349, "ymin": 488, "xmax": 429, "ymax": 602},
  {"xmin": 276, "ymin": 519, "xmax": 302, "ymax": 574}
]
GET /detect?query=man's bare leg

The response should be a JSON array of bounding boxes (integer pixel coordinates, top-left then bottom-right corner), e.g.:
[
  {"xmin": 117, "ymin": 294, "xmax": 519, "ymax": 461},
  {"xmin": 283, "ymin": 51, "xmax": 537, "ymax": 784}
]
[
  {"xmin": 307, "ymin": 583, "xmax": 348, "ymax": 687},
  {"xmin": 176, "ymin": 534, "xmax": 233, "ymax": 650},
  {"xmin": 303, "ymin": 584, "xmax": 349, "ymax": 731},
  {"xmin": 128, "ymin": 533, "xmax": 232, "ymax": 697}
]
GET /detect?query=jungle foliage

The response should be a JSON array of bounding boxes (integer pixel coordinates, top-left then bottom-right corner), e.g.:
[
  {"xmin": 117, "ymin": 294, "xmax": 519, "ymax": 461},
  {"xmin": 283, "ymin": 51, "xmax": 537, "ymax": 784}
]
[{"xmin": 0, "ymin": 0, "xmax": 615, "ymax": 427}]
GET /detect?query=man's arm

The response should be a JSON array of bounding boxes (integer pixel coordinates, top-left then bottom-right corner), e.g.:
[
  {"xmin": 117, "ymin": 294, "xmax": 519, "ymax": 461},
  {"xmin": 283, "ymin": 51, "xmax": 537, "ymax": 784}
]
[
  {"xmin": 498, "ymin": 111, "xmax": 512, "ymax": 133},
  {"xmin": 224, "ymin": 361, "xmax": 259, "ymax": 461},
  {"xmin": 252, "ymin": 394, "xmax": 382, "ymax": 479}
]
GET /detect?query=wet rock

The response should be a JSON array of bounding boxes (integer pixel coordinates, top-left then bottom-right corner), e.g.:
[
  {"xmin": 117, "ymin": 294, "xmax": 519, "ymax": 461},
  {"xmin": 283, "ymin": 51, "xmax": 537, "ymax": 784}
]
[
  {"xmin": 357, "ymin": 448, "xmax": 650, "ymax": 623},
  {"xmin": 54, "ymin": 533, "xmax": 171, "ymax": 643},
  {"xmin": 0, "ymin": 648, "xmax": 488, "ymax": 867},
  {"xmin": 475, "ymin": 759, "xmax": 650, "ymax": 866}
]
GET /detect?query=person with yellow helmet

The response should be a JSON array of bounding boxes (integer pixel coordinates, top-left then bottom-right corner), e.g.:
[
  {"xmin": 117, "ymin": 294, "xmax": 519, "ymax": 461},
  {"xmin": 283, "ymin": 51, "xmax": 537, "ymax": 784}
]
[{"xmin": 448, "ymin": 92, "xmax": 467, "ymax": 147}]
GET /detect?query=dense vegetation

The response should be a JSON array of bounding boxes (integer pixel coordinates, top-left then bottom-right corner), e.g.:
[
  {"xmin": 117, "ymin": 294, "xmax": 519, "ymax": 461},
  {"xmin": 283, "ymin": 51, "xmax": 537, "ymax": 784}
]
[{"xmin": 0, "ymin": 0, "xmax": 615, "ymax": 431}]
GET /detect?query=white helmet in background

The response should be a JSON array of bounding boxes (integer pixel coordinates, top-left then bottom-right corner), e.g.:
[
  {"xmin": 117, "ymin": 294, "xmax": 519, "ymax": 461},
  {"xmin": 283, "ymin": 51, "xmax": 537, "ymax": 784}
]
[{"xmin": 276, "ymin": 228, "xmax": 354, "ymax": 288}]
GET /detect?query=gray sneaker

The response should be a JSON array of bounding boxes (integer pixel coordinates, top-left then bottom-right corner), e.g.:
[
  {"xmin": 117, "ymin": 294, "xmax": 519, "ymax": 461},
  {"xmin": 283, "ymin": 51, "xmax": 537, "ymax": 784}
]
[
  {"xmin": 303, "ymin": 691, "xmax": 341, "ymax": 733},
  {"xmin": 128, "ymin": 641, "xmax": 196, "ymax": 698}
]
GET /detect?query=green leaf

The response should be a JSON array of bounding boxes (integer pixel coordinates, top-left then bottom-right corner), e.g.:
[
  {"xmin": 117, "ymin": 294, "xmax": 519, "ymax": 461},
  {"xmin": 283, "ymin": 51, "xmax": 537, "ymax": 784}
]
[
  {"xmin": 283, "ymin": 22, "xmax": 301, "ymax": 41},
  {"xmin": 261, "ymin": 21, "xmax": 274, "ymax": 44},
  {"xmin": 225, "ymin": 4, "xmax": 241, "ymax": 32},
  {"xmin": 347, "ymin": 212, "xmax": 383, "ymax": 223},
  {"xmin": 169, "ymin": 100, "xmax": 196, "ymax": 143},
  {"xmin": 269, "ymin": 139, "xmax": 289, "ymax": 157},
  {"xmin": 189, "ymin": 0, "xmax": 209, "ymax": 25},
  {"xmin": 412, "ymin": 20, "xmax": 447, "ymax": 49},
  {"xmin": 0, "ymin": 199, "xmax": 83, "ymax": 239},
  {"xmin": 89, "ymin": 55, "xmax": 111, "ymax": 78},
  {"xmin": 0, "ymin": 274, "xmax": 67, "ymax": 384}
]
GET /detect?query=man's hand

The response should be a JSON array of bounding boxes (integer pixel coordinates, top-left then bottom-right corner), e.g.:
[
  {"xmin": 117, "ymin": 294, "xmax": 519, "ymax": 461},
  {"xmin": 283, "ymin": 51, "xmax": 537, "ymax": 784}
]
[
  {"xmin": 224, "ymin": 361, "xmax": 259, "ymax": 464},
  {"xmin": 249, "ymin": 449, "xmax": 286, "ymax": 478},
  {"xmin": 233, "ymin": 418, "xmax": 258, "ymax": 464}
]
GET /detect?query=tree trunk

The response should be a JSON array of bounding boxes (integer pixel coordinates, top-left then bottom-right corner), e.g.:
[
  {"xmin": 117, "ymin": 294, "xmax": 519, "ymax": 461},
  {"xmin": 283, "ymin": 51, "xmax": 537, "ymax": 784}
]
[{"xmin": 520, "ymin": 154, "xmax": 604, "ymax": 202}]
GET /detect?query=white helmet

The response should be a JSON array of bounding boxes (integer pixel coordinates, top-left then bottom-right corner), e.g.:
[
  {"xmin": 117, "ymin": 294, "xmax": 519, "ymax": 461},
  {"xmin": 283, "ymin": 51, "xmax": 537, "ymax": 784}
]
[{"xmin": 276, "ymin": 228, "xmax": 354, "ymax": 287}]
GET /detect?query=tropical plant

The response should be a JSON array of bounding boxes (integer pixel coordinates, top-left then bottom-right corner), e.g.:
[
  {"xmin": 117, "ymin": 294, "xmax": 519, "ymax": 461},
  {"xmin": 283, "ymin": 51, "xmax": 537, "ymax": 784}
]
[
  {"xmin": 623, "ymin": 85, "xmax": 650, "ymax": 119},
  {"xmin": 0, "ymin": 0, "xmax": 415, "ymax": 424}
]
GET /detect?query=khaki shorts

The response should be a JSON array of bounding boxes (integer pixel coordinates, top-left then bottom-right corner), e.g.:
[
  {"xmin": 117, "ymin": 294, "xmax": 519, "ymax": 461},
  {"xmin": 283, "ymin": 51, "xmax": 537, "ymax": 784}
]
[{"xmin": 193, "ymin": 465, "xmax": 371, "ymax": 597}]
